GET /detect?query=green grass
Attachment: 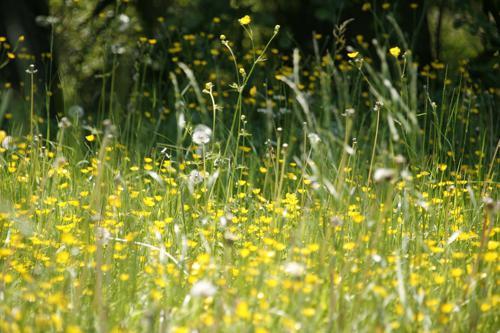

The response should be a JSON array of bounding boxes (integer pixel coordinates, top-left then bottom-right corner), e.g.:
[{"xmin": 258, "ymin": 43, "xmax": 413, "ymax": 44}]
[{"xmin": 0, "ymin": 15, "xmax": 499, "ymax": 333}]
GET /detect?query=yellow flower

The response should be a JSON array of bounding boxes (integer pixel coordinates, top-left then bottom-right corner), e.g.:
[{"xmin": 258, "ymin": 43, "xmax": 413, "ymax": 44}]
[
  {"xmin": 480, "ymin": 302, "xmax": 491, "ymax": 312},
  {"xmin": 56, "ymin": 251, "xmax": 70, "ymax": 265},
  {"xmin": 302, "ymin": 307, "xmax": 316, "ymax": 317},
  {"xmin": 85, "ymin": 134, "xmax": 95, "ymax": 142},
  {"xmin": 487, "ymin": 240, "xmax": 498, "ymax": 250},
  {"xmin": 143, "ymin": 197, "xmax": 156, "ymax": 207},
  {"xmin": 236, "ymin": 301, "xmax": 251, "ymax": 319},
  {"xmin": 389, "ymin": 47, "xmax": 401, "ymax": 58},
  {"xmin": 451, "ymin": 268, "xmax": 463, "ymax": 277},
  {"xmin": 239, "ymin": 15, "xmax": 251, "ymax": 25},
  {"xmin": 249, "ymin": 85, "xmax": 257, "ymax": 97},
  {"xmin": 347, "ymin": 51, "xmax": 359, "ymax": 59},
  {"xmin": 372, "ymin": 285, "xmax": 388, "ymax": 298},
  {"xmin": 441, "ymin": 303, "xmax": 454, "ymax": 314},
  {"xmin": 119, "ymin": 274, "xmax": 130, "ymax": 281},
  {"xmin": 173, "ymin": 327, "xmax": 189, "ymax": 333},
  {"xmin": 66, "ymin": 325, "xmax": 83, "ymax": 333},
  {"xmin": 434, "ymin": 275, "xmax": 445, "ymax": 284},
  {"xmin": 343, "ymin": 242, "xmax": 356, "ymax": 251},
  {"xmin": 108, "ymin": 194, "xmax": 122, "ymax": 208},
  {"xmin": 484, "ymin": 251, "xmax": 497, "ymax": 262}
]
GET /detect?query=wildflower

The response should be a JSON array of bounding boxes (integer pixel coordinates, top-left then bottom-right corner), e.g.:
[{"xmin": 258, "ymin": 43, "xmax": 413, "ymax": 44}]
[
  {"xmin": 307, "ymin": 133, "xmax": 321, "ymax": 146},
  {"xmin": 56, "ymin": 250, "xmax": 70, "ymax": 265},
  {"xmin": 236, "ymin": 301, "xmax": 251, "ymax": 319},
  {"xmin": 283, "ymin": 262, "xmax": 305, "ymax": 277},
  {"xmin": 451, "ymin": 268, "xmax": 463, "ymax": 278},
  {"xmin": 373, "ymin": 168, "xmax": 396, "ymax": 183},
  {"xmin": 117, "ymin": 14, "xmax": 130, "ymax": 31},
  {"xmin": 143, "ymin": 197, "xmax": 155, "ymax": 207},
  {"xmin": 85, "ymin": 134, "xmax": 95, "ymax": 142},
  {"xmin": 484, "ymin": 252, "xmax": 497, "ymax": 262},
  {"xmin": 483, "ymin": 197, "xmax": 500, "ymax": 214},
  {"xmin": 58, "ymin": 117, "xmax": 72, "ymax": 129},
  {"xmin": 108, "ymin": 194, "xmax": 122, "ymax": 208},
  {"xmin": 438, "ymin": 164, "xmax": 447, "ymax": 172},
  {"xmin": 434, "ymin": 275, "xmax": 445, "ymax": 284},
  {"xmin": 192, "ymin": 124, "xmax": 212, "ymax": 145},
  {"xmin": 190, "ymin": 280, "xmax": 216, "ymax": 297},
  {"xmin": 343, "ymin": 242, "xmax": 356, "ymax": 251},
  {"xmin": 480, "ymin": 303, "xmax": 492, "ymax": 312},
  {"xmin": 238, "ymin": 15, "xmax": 251, "ymax": 26},
  {"xmin": 202, "ymin": 82, "xmax": 214, "ymax": 94},
  {"xmin": 66, "ymin": 325, "xmax": 83, "ymax": 333},
  {"xmin": 25, "ymin": 64, "xmax": 37, "ymax": 74},
  {"xmin": 373, "ymin": 100, "xmax": 384, "ymax": 112},
  {"xmin": 223, "ymin": 230, "xmax": 238, "ymax": 244},
  {"xmin": 347, "ymin": 51, "xmax": 359, "ymax": 58},
  {"xmin": 68, "ymin": 105, "xmax": 84, "ymax": 119},
  {"xmin": 488, "ymin": 241, "xmax": 499, "ymax": 250},
  {"xmin": 96, "ymin": 227, "xmax": 111, "ymax": 245},
  {"xmin": 302, "ymin": 308, "xmax": 316, "ymax": 317},
  {"xmin": 389, "ymin": 46, "xmax": 401, "ymax": 57},
  {"xmin": 35, "ymin": 15, "xmax": 60, "ymax": 27},
  {"xmin": 188, "ymin": 170, "xmax": 204, "ymax": 186},
  {"xmin": 330, "ymin": 216, "xmax": 344, "ymax": 227},
  {"xmin": 249, "ymin": 85, "xmax": 257, "ymax": 97},
  {"xmin": 2, "ymin": 135, "xmax": 13, "ymax": 150},
  {"xmin": 343, "ymin": 108, "xmax": 355, "ymax": 116},
  {"xmin": 440, "ymin": 303, "xmax": 454, "ymax": 314},
  {"xmin": 372, "ymin": 285, "xmax": 388, "ymax": 297}
]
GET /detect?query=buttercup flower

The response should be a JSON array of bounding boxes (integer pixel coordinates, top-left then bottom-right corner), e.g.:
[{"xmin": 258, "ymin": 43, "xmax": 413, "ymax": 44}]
[
  {"xmin": 239, "ymin": 15, "xmax": 251, "ymax": 25},
  {"xmin": 389, "ymin": 46, "xmax": 401, "ymax": 57},
  {"xmin": 347, "ymin": 51, "xmax": 359, "ymax": 58}
]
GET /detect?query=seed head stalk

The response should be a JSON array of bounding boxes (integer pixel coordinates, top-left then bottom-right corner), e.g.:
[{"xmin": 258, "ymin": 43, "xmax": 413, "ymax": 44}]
[{"xmin": 368, "ymin": 105, "xmax": 381, "ymax": 184}]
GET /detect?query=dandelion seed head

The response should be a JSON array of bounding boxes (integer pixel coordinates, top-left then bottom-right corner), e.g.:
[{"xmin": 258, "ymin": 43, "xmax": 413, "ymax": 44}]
[
  {"xmin": 192, "ymin": 124, "xmax": 212, "ymax": 145},
  {"xmin": 190, "ymin": 280, "xmax": 216, "ymax": 297}
]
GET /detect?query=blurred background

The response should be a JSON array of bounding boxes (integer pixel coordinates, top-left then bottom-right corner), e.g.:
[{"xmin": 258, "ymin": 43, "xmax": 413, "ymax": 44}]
[{"xmin": 0, "ymin": 0, "xmax": 498, "ymax": 128}]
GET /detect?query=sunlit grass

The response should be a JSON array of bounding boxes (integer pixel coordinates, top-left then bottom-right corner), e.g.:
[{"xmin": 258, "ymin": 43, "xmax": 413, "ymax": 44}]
[{"xmin": 0, "ymin": 13, "xmax": 499, "ymax": 333}]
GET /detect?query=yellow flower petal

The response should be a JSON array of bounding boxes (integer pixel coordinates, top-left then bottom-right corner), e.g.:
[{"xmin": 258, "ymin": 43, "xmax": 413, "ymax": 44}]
[
  {"xmin": 347, "ymin": 51, "xmax": 359, "ymax": 59},
  {"xmin": 389, "ymin": 46, "xmax": 401, "ymax": 57},
  {"xmin": 238, "ymin": 15, "xmax": 251, "ymax": 25}
]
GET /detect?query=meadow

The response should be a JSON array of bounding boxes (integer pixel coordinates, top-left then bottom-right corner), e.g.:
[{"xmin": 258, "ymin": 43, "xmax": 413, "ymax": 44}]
[{"xmin": 0, "ymin": 8, "xmax": 499, "ymax": 333}]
